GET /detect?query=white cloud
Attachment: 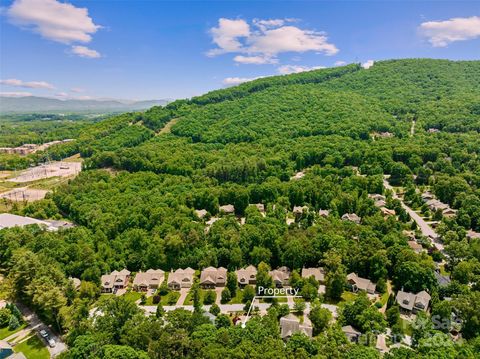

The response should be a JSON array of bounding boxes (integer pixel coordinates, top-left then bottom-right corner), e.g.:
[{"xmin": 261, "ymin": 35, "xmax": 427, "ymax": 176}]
[
  {"xmin": 71, "ymin": 45, "xmax": 101, "ymax": 58},
  {"xmin": 277, "ymin": 64, "xmax": 325, "ymax": 75},
  {"xmin": 208, "ymin": 18, "xmax": 338, "ymax": 64},
  {"xmin": 222, "ymin": 76, "xmax": 263, "ymax": 86},
  {"xmin": 234, "ymin": 55, "xmax": 277, "ymax": 64},
  {"xmin": 207, "ymin": 18, "xmax": 250, "ymax": 56},
  {"xmin": 7, "ymin": 0, "xmax": 100, "ymax": 43},
  {"xmin": 0, "ymin": 91, "xmax": 32, "ymax": 97},
  {"xmin": 419, "ymin": 16, "xmax": 480, "ymax": 47},
  {"xmin": 70, "ymin": 87, "xmax": 85, "ymax": 93},
  {"xmin": 334, "ymin": 60, "xmax": 347, "ymax": 66},
  {"xmin": 362, "ymin": 60, "xmax": 374, "ymax": 69},
  {"xmin": 0, "ymin": 78, "xmax": 54, "ymax": 89}
]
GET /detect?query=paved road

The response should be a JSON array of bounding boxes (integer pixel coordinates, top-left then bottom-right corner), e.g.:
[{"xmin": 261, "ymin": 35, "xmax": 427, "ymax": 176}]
[{"xmin": 383, "ymin": 178, "xmax": 444, "ymax": 252}]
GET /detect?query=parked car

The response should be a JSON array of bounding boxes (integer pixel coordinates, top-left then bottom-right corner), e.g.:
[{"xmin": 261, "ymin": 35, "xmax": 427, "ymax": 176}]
[
  {"xmin": 39, "ymin": 330, "xmax": 49, "ymax": 338},
  {"xmin": 48, "ymin": 338, "xmax": 56, "ymax": 348}
]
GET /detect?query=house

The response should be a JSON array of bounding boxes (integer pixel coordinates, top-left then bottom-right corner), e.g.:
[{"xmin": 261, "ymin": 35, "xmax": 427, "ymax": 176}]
[
  {"xmin": 219, "ymin": 204, "xmax": 235, "ymax": 215},
  {"xmin": 133, "ymin": 269, "xmax": 165, "ymax": 291},
  {"xmin": 380, "ymin": 207, "xmax": 396, "ymax": 216},
  {"xmin": 195, "ymin": 209, "xmax": 208, "ymax": 219},
  {"xmin": 403, "ymin": 230, "xmax": 416, "ymax": 240},
  {"xmin": 342, "ymin": 325, "xmax": 361, "ymax": 343},
  {"xmin": 408, "ymin": 241, "xmax": 423, "ymax": 254},
  {"xmin": 236, "ymin": 265, "xmax": 257, "ymax": 287},
  {"xmin": 426, "ymin": 199, "xmax": 448, "ymax": 212},
  {"xmin": 270, "ymin": 267, "xmax": 290, "ymax": 288},
  {"xmin": 69, "ymin": 277, "xmax": 81, "ymax": 290},
  {"xmin": 290, "ymin": 171, "xmax": 305, "ymax": 180},
  {"xmin": 318, "ymin": 209, "xmax": 330, "ymax": 218},
  {"xmin": 280, "ymin": 314, "xmax": 313, "ymax": 339},
  {"xmin": 200, "ymin": 267, "xmax": 227, "ymax": 289},
  {"xmin": 434, "ymin": 270, "xmax": 451, "ymax": 287},
  {"xmin": 442, "ymin": 208, "xmax": 457, "ymax": 218},
  {"xmin": 347, "ymin": 273, "xmax": 376, "ymax": 294},
  {"xmin": 301, "ymin": 267, "xmax": 325, "ymax": 283},
  {"xmin": 428, "ymin": 128, "xmax": 440, "ymax": 133},
  {"xmin": 101, "ymin": 269, "xmax": 131, "ymax": 293},
  {"xmin": 286, "ymin": 218, "xmax": 295, "ymax": 225},
  {"xmin": 396, "ymin": 290, "xmax": 431, "ymax": 314},
  {"xmin": 467, "ymin": 230, "xmax": 480, "ymax": 240},
  {"xmin": 167, "ymin": 268, "xmax": 195, "ymax": 290},
  {"xmin": 341, "ymin": 213, "xmax": 361, "ymax": 224},
  {"xmin": 292, "ymin": 206, "xmax": 307, "ymax": 219},
  {"xmin": 421, "ymin": 192, "xmax": 435, "ymax": 202},
  {"xmin": 369, "ymin": 194, "xmax": 386, "ymax": 207},
  {"xmin": 253, "ymin": 203, "xmax": 265, "ymax": 214},
  {"xmin": 375, "ymin": 200, "xmax": 387, "ymax": 208}
]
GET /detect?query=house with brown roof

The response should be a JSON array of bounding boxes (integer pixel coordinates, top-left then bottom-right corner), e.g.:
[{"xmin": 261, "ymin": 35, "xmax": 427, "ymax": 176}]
[
  {"xmin": 347, "ymin": 272, "xmax": 376, "ymax": 294},
  {"xmin": 219, "ymin": 204, "xmax": 235, "ymax": 215},
  {"xmin": 442, "ymin": 208, "xmax": 457, "ymax": 218},
  {"xmin": 467, "ymin": 230, "xmax": 480, "ymax": 240},
  {"xmin": 342, "ymin": 325, "xmax": 361, "ymax": 343},
  {"xmin": 341, "ymin": 213, "xmax": 361, "ymax": 224},
  {"xmin": 101, "ymin": 269, "xmax": 131, "ymax": 293},
  {"xmin": 280, "ymin": 314, "xmax": 313, "ymax": 339},
  {"xmin": 380, "ymin": 207, "xmax": 396, "ymax": 216},
  {"xmin": 408, "ymin": 241, "xmax": 424, "ymax": 254},
  {"xmin": 318, "ymin": 209, "xmax": 330, "ymax": 218},
  {"xmin": 133, "ymin": 269, "xmax": 165, "ymax": 292},
  {"xmin": 236, "ymin": 265, "xmax": 257, "ymax": 287},
  {"xmin": 301, "ymin": 267, "xmax": 325, "ymax": 283},
  {"xmin": 293, "ymin": 206, "xmax": 307, "ymax": 220},
  {"xmin": 167, "ymin": 268, "xmax": 195, "ymax": 290},
  {"xmin": 252, "ymin": 203, "xmax": 265, "ymax": 214},
  {"xmin": 396, "ymin": 290, "xmax": 431, "ymax": 314},
  {"xmin": 200, "ymin": 267, "xmax": 227, "ymax": 289},
  {"xmin": 270, "ymin": 267, "xmax": 290, "ymax": 288},
  {"xmin": 195, "ymin": 209, "xmax": 208, "ymax": 219}
]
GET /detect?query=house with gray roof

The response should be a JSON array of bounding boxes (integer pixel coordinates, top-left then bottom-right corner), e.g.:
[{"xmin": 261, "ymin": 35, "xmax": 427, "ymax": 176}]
[
  {"xmin": 342, "ymin": 325, "xmax": 361, "ymax": 343},
  {"xmin": 280, "ymin": 314, "xmax": 312, "ymax": 339},
  {"xmin": 167, "ymin": 268, "xmax": 195, "ymax": 290},
  {"xmin": 200, "ymin": 267, "xmax": 227, "ymax": 289},
  {"xmin": 396, "ymin": 290, "xmax": 431, "ymax": 314},
  {"xmin": 347, "ymin": 273, "xmax": 376, "ymax": 294},
  {"xmin": 236, "ymin": 265, "xmax": 257, "ymax": 287},
  {"xmin": 133, "ymin": 269, "xmax": 165, "ymax": 291},
  {"xmin": 270, "ymin": 267, "xmax": 290, "ymax": 288},
  {"xmin": 219, "ymin": 204, "xmax": 235, "ymax": 215},
  {"xmin": 301, "ymin": 267, "xmax": 325, "ymax": 283},
  {"xmin": 341, "ymin": 213, "xmax": 361, "ymax": 224}
]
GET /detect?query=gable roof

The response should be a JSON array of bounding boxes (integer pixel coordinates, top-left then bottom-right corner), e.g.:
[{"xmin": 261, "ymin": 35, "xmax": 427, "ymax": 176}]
[
  {"xmin": 347, "ymin": 272, "xmax": 376, "ymax": 292},
  {"xmin": 301, "ymin": 267, "xmax": 325, "ymax": 282}
]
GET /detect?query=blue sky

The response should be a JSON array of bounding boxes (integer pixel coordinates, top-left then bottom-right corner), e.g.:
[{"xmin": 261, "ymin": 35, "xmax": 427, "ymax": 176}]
[{"xmin": 0, "ymin": 1, "xmax": 479, "ymax": 100}]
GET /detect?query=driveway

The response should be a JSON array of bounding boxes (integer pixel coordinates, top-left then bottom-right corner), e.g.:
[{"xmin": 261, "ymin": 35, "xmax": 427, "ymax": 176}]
[
  {"xmin": 176, "ymin": 288, "xmax": 189, "ymax": 306},
  {"xmin": 214, "ymin": 287, "xmax": 223, "ymax": 305},
  {"xmin": 15, "ymin": 303, "xmax": 67, "ymax": 357}
]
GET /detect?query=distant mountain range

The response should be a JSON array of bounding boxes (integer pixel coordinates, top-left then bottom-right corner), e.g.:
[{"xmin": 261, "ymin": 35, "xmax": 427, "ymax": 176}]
[{"xmin": 0, "ymin": 96, "xmax": 171, "ymax": 113}]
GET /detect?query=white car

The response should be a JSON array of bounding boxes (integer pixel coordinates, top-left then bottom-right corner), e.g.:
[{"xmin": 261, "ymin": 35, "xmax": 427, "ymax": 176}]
[
  {"xmin": 48, "ymin": 338, "xmax": 56, "ymax": 348},
  {"xmin": 39, "ymin": 330, "xmax": 48, "ymax": 338}
]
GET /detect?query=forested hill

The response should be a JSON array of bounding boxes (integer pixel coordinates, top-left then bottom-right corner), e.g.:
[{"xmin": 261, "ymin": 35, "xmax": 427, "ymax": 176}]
[{"xmin": 44, "ymin": 59, "xmax": 480, "ymax": 172}]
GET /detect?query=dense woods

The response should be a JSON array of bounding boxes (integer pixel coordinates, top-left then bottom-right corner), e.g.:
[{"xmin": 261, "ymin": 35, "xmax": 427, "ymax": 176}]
[{"xmin": 1, "ymin": 59, "xmax": 480, "ymax": 358}]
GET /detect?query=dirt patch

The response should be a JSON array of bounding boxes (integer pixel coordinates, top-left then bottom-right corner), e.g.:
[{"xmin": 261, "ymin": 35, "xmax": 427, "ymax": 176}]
[
  {"xmin": 0, "ymin": 188, "xmax": 49, "ymax": 202},
  {"xmin": 7, "ymin": 162, "xmax": 81, "ymax": 183}
]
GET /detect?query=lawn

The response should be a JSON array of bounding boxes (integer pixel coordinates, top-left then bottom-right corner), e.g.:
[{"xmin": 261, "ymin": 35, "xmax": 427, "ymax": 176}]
[
  {"xmin": 0, "ymin": 323, "xmax": 27, "ymax": 340},
  {"xmin": 183, "ymin": 289, "xmax": 217, "ymax": 305},
  {"xmin": 229, "ymin": 289, "xmax": 244, "ymax": 304},
  {"xmin": 399, "ymin": 318, "xmax": 413, "ymax": 336},
  {"xmin": 160, "ymin": 291, "xmax": 180, "ymax": 306},
  {"xmin": 123, "ymin": 291, "xmax": 142, "ymax": 303},
  {"xmin": 14, "ymin": 335, "xmax": 49, "ymax": 359}
]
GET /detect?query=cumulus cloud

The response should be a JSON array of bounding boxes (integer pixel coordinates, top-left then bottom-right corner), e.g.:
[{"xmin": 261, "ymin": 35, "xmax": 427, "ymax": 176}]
[
  {"xmin": 0, "ymin": 78, "xmax": 54, "ymax": 89},
  {"xmin": 70, "ymin": 87, "xmax": 85, "ymax": 93},
  {"xmin": 277, "ymin": 64, "xmax": 325, "ymax": 74},
  {"xmin": 419, "ymin": 16, "xmax": 480, "ymax": 47},
  {"xmin": 362, "ymin": 60, "xmax": 374, "ymax": 69},
  {"xmin": 208, "ymin": 18, "xmax": 338, "ymax": 64},
  {"xmin": 0, "ymin": 91, "xmax": 33, "ymax": 97},
  {"xmin": 234, "ymin": 55, "xmax": 278, "ymax": 64},
  {"xmin": 71, "ymin": 45, "xmax": 101, "ymax": 58},
  {"xmin": 222, "ymin": 76, "xmax": 263, "ymax": 86},
  {"xmin": 7, "ymin": 0, "xmax": 102, "ymax": 57},
  {"xmin": 207, "ymin": 18, "xmax": 250, "ymax": 56}
]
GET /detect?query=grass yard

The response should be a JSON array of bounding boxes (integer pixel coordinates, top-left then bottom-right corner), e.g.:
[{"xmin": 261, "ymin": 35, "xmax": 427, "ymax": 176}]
[
  {"xmin": 161, "ymin": 291, "xmax": 180, "ymax": 305},
  {"xmin": 123, "ymin": 291, "xmax": 142, "ymax": 303},
  {"xmin": 0, "ymin": 323, "xmax": 27, "ymax": 340},
  {"xmin": 183, "ymin": 289, "xmax": 217, "ymax": 305},
  {"xmin": 229, "ymin": 289, "xmax": 244, "ymax": 304},
  {"xmin": 14, "ymin": 334, "xmax": 49, "ymax": 359},
  {"xmin": 399, "ymin": 318, "xmax": 413, "ymax": 336}
]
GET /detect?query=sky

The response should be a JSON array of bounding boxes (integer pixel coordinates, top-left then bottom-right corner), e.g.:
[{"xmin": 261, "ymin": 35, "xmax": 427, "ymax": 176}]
[{"xmin": 0, "ymin": 0, "xmax": 479, "ymax": 101}]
